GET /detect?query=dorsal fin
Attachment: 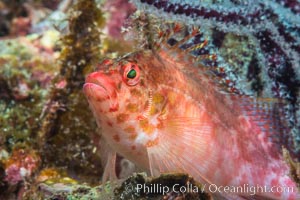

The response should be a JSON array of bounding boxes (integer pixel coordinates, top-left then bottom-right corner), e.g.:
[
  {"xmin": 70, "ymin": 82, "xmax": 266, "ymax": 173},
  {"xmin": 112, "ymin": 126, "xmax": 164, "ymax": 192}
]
[{"xmin": 153, "ymin": 22, "xmax": 241, "ymax": 95}]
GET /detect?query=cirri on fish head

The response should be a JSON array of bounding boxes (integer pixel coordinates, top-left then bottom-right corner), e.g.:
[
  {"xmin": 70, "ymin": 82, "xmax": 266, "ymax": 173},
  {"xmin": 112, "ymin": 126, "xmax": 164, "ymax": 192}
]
[{"xmin": 83, "ymin": 25, "xmax": 299, "ymax": 200}]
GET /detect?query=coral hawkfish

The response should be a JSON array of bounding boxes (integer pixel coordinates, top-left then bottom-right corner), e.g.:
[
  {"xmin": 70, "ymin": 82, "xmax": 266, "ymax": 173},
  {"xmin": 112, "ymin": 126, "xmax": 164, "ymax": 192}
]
[
  {"xmin": 83, "ymin": 24, "xmax": 299, "ymax": 199},
  {"xmin": 132, "ymin": 0, "xmax": 300, "ymax": 153}
]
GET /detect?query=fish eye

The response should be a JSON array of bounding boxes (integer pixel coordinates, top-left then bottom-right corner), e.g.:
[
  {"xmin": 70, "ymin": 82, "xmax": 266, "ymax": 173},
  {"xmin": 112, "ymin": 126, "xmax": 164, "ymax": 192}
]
[
  {"xmin": 122, "ymin": 63, "xmax": 140, "ymax": 86},
  {"xmin": 127, "ymin": 68, "xmax": 137, "ymax": 79}
]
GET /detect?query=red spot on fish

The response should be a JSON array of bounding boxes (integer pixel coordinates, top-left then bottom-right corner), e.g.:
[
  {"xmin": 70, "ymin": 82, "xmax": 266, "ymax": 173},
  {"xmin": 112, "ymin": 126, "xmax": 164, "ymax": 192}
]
[
  {"xmin": 130, "ymin": 89, "xmax": 142, "ymax": 97},
  {"xmin": 270, "ymin": 178, "xmax": 283, "ymax": 196},
  {"xmin": 156, "ymin": 121, "xmax": 164, "ymax": 129},
  {"xmin": 111, "ymin": 91, "xmax": 117, "ymax": 98},
  {"xmin": 109, "ymin": 104, "xmax": 119, "ymax": 112},
  {"xmin": 271, "ymin": 179, "xmax": 279, "ymax": 187},
  {"xmin": 146, "ymin": 138, "xmax": 159, "ymax": 147},
  {"xmin": 96, "ymin": 96, "xmax": 107, "ymax": 102},
  {"xmin": 117, "ymin": 113, "xmax": 129, "ymax": 123},
  {"xmin": 284, "ymin": 179, "xmax": 294, "ymax": 187},
  {"xmin": 124, "ymin": 126, "xmax": 137, "ymax": 140},
  {"xmin": 136, "ymin": 115, "xmax": 146, "ymax": 120},
  {"xmin": 113, "ymin": 134, "xmax": 120, "ymax": 142},
  {"xmin": 131, "ymin": 145, "xmax": 136, "ymax": 151},
  {"xmin": 107, "ymin": 121, "xmax": 113, "ymax": 127}
]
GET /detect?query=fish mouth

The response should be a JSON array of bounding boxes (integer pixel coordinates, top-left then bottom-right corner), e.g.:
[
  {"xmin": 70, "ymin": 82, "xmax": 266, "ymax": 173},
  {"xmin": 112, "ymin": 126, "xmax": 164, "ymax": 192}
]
[
  {"xmin": 83, "ymin": 72, "xmax": 113, "ymax": 101},
  {"xmin": 83, "ymin": 82, "xmax": 107, "ymax": 100},
  {"xmin": 83, "ymin": 72, "xmax": 118, "ymax": 111}
]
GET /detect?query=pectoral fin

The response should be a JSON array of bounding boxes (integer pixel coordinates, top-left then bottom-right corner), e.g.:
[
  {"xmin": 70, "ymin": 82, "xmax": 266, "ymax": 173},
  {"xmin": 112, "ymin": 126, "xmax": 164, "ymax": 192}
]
[{"xmin": 147, "ymin": 117, "xmax": 216, "ymax": 185}]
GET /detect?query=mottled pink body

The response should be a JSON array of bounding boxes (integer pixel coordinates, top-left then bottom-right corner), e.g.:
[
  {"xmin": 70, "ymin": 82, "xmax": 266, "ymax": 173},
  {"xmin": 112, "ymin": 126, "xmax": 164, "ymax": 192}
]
[{"xmin": 83, "ymin": 27, "xmax": 299, "ymax": 199}]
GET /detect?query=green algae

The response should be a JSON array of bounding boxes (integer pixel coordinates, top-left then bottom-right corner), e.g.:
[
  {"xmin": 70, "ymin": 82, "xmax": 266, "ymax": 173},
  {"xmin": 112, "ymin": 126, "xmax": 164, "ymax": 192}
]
[
  {"xmin": 0, "ymin": 38, "xmax": 55, "ymax": 151},
  {"xmin": 37, "ymin": 0, "xmax": 105, "ymax": 145},
  {"xmin": 41, "ymin": 90, "xmax": 103, "ymax": 183},
  {"xmin": 0, "ymin": 40, "xmax": 32, "ymax": 59},
  {"xmin": 35, "ymin": 0, "xmax": 106, "ymax": 184},
  {"xmin": 0, "ymin": 0, "xmax": 107, "ymax": 197}
]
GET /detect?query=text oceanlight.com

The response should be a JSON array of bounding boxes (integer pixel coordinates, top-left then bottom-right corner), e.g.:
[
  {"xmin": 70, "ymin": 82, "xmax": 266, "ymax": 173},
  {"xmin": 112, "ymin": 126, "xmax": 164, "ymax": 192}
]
[{"xmin": 129, "ymin": 183, "xmax": 295, "ymax": 195}]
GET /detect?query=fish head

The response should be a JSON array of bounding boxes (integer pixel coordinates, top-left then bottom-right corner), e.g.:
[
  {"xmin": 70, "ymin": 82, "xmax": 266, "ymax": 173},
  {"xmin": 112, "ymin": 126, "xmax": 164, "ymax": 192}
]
[{"xmin": 83, "ymin": 53, "xmax": 166, "ymax": 164}]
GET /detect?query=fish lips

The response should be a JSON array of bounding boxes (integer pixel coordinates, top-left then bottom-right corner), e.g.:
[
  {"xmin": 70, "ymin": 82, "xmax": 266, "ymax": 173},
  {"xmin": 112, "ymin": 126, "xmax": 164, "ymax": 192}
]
[
  {"xmin": 83, "ymin": 72, "xmax": 115, "ymax": 102},
  {"xmin": 83, "ymin": 82, "xmax": 108, "ymax": 102}
]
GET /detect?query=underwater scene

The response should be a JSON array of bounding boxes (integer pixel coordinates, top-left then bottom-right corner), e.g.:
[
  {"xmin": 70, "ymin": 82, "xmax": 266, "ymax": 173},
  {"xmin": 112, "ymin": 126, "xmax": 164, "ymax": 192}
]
[{"xmin": 0, "ymin": 0, "xmax": 299, "ymax": 199}]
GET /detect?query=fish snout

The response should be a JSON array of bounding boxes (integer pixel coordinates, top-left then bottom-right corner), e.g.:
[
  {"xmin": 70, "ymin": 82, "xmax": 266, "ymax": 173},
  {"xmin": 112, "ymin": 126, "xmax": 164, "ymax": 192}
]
[{"xmin": 83, "ymin": 72, "xmax": 118, "ymax": 106}]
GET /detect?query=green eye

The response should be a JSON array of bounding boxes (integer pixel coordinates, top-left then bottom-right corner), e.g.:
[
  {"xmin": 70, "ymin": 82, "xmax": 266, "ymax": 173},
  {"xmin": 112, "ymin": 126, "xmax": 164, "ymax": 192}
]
[{"xmin": 127, "ymin": 69, "xmax": 136, "ymax": 79}]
